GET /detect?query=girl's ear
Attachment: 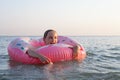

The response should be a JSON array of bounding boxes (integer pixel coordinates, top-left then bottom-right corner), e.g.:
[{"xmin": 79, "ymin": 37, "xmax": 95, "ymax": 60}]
[
  {"xmin": 43, "ymin": 38, "xmax": 45, "ymax": 41},
  {"xmin": 43, "ymin": 38, "xmax": 46, "ymax": 43}
]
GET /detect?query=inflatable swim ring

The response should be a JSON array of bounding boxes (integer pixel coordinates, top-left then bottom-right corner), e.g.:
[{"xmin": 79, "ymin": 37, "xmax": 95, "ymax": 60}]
[{"xmin": 8, "ymin": 36, "xmax": 86, "ymax": 64}]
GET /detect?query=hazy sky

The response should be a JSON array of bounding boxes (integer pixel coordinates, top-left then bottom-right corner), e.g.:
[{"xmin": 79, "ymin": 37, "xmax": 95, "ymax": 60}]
[{"xmin": 0, "ymin": 0, "xmax": 120, "ymax": 36}]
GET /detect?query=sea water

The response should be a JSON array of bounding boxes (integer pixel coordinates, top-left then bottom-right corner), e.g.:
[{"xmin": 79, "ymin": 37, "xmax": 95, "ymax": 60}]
[{"xmin": 0, "ymin": 36, "xmax": 120, "ymax": 80}]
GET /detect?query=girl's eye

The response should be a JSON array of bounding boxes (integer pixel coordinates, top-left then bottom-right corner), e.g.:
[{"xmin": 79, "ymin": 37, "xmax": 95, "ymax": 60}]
[{"xmin": 49, "ymin": 36, "xmax": 57, "ymax": 39}]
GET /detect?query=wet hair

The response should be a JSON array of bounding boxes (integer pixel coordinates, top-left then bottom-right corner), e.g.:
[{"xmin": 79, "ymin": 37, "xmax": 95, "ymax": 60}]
[{"xmin": 43, "ymin": 29, "xmax": 57, "ymax": 39}]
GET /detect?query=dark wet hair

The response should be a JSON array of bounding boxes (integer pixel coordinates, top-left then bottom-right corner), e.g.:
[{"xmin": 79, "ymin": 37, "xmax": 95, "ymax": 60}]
[{"xmin": 43, "ymin": 29, "xmax": 56, "ymax": 39}]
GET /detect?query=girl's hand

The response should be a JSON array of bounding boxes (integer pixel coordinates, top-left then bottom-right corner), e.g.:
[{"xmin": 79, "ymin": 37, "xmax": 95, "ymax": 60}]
[
  {"xmin": 72, "ymin": 45, "xmax": 80, "ymax": 60},
  {"xmin": 39, "ymin": 55, "xmax": 53, "ymax": 64}
]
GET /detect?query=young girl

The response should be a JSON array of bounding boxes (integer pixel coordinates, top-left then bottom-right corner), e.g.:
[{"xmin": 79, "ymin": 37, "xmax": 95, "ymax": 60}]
[{"xmin": 27, "ymin": 29, "xmax": 80, "ymax": 64}]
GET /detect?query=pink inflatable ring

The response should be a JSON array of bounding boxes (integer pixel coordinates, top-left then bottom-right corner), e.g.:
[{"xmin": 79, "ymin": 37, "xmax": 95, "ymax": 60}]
[{"xmin": 8, "ymin": 36, "xmax": 86, "ymax": 64}]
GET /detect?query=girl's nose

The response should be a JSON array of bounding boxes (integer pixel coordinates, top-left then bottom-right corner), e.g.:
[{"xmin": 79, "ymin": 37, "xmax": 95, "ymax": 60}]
[{"xmin": 52, "ymin": 39, "xmax": 55, "ymax": 42}]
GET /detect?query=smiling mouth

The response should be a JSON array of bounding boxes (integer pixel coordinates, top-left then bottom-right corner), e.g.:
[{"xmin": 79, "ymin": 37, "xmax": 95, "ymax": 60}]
[{"xmin": 50, "ymin": 43, "xmax": 55, "ymax": 44}]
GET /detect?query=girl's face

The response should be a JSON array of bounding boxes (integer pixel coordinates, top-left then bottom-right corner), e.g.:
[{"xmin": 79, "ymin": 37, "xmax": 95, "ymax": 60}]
[{"xmin": 44, "ymin": 31, "xmax": 58, "ymax": 45}]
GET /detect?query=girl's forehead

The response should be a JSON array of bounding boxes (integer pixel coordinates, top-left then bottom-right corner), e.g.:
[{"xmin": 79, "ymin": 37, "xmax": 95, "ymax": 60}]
[{"xmin": 47, "ymin": 31, "xmax": 57, "ymax": 36}]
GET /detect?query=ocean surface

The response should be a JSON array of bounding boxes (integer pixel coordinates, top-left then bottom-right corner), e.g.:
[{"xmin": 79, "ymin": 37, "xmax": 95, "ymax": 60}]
[{"xmin": 0, "ymin": 36, "xmax": 120, "ymax": 80}]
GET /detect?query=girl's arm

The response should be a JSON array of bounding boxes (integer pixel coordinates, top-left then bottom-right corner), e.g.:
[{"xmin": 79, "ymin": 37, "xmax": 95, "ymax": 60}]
[
  {"xmin": 27, "ymin": 49, "xmax": 52, "ymax": 64},
  {"xmin": 27, "ymin": 45, "xmax": 52, "ymax": 64},
  {"xmin": 69, "ymin": 45, "xmax": 80, "ymax": 60}
]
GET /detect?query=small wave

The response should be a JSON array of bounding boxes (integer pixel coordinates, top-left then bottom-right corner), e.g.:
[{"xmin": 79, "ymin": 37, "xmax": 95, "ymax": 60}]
[
  {"xmin": 108, "ymin": 47, "xmax": 120, "ymax": 51},
  {"xmin": 79, "ymin": 72, "xmax": 120, "ymax": 80}
]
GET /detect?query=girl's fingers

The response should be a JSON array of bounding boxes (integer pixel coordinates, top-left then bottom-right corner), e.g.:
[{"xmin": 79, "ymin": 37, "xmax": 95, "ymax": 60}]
[{"xmin": 41, "ymin": 56, "xmax": 52, "ymax": 64}]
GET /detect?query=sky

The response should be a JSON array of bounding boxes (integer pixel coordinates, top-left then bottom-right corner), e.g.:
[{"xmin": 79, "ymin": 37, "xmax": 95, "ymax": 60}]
[{"xmin": 0, "ymin": 0, "xmax": 120, "ymax": 36}]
